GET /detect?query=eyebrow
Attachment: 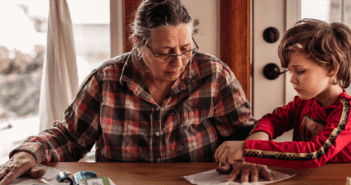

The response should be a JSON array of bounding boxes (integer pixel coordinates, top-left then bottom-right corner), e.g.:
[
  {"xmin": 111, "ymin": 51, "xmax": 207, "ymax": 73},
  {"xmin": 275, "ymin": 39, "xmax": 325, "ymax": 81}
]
[
  {"xmin": 288, "ymin": 64, "xmax": 303, "ymax": 68},
  {"xmin": 160, "ymin": 43, "xmax": 191, "ymax": 49}
]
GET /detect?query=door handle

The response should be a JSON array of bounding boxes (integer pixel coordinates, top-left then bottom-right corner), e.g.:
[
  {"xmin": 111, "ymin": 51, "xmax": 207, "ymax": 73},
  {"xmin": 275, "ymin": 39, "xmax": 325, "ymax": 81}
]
[
  {"xmin": 263, "ymin": 63, "xmax": 288, "ymax": 80},
  {"xmin": 263, "ymin": 27, "xmax": 280, "ymax": 43}
]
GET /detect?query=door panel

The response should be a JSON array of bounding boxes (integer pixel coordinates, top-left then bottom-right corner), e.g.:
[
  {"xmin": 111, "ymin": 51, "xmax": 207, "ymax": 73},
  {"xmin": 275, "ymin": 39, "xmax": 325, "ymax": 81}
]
[
  {"xmin": 252, "ymin": 0, "xmax": 285, "ymax": 119},
  {"xmin": 253, "ymin": 0, "xmax": 296, "ymax": 142}
]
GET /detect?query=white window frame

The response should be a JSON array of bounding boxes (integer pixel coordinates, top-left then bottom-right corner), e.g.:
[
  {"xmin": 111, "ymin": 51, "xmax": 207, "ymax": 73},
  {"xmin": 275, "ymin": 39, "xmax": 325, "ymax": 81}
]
[{"xmin": 110, "ymin": 0, "xmax": 124, "ymax": 57}]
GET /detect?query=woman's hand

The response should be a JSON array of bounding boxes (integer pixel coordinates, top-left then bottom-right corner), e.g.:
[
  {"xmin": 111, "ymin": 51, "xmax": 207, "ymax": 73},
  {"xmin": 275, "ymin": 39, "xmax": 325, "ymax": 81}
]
[
  {"xmin": 216, "ymin": 161, "xmax": 273, "ymax": 183},
  {"xmin": 214, "ymin": 141, "xmax": 245, "ymax": 165},
  {"xmin": 0, "ymin": 151, "xmax": 46, "ymax": 185}
]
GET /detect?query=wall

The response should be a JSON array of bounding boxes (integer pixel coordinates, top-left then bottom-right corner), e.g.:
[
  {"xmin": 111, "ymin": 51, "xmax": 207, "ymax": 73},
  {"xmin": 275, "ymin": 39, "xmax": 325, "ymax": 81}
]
[{"xmin": 182, "ymin": 0, "xmax": 220, "ymax": 57}]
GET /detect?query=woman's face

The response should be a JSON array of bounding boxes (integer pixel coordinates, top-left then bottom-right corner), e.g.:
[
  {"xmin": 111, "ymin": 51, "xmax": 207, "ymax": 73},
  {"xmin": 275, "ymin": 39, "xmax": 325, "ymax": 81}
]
[{"xmin": 140, "ymin": 23, "xmax": 193, "ymax": 83}]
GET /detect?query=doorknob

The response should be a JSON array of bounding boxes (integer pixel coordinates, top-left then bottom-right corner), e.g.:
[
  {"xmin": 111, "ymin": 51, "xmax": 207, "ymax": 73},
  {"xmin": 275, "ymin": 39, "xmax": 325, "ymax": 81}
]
[
  {"xmin": 263, "ymin": 27, "xmax": 280, "ymax": 43},
  {"xmin": 263, "ymin": 63, "xmax": 287, "ymax": 80}
]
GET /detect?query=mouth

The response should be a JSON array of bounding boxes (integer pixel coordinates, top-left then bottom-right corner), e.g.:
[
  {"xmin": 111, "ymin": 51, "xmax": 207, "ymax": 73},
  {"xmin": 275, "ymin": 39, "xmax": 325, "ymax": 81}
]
[
  {"xmin": 168, "ymin": 70, "xmax": 181, "ymax": 75},
  {"xmin": 294, "ymin": 88, "xmax": 301, "ymax": 92}
]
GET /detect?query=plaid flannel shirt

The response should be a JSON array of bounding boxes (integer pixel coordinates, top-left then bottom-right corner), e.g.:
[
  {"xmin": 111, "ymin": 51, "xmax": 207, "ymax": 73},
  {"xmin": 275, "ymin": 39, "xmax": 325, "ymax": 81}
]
[{"xmin": 11, "ymin": 52, "xmax": 255, "ymax": 163}]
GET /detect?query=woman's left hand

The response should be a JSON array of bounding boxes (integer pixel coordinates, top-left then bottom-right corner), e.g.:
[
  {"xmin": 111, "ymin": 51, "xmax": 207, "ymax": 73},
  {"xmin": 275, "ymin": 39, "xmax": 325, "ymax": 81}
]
[{"xmin": 214, "ymin": 141, "xmax": 245, "ymax": 165}]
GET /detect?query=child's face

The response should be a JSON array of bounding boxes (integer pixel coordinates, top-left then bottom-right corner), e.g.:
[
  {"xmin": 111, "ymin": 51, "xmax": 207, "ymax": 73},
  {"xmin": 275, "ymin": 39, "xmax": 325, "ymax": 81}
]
[{"xmin": 288, "ymin": 52, "xmax": 333, "ymax": 102}]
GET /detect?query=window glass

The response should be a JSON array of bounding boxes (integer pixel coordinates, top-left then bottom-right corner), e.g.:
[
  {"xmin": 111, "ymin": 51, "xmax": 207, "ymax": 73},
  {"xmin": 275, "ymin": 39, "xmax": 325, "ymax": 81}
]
[
  {"xmin": 345, "ymin": 0, "xmax": 351, "ymax": 24},
  {"xmin": 301, "ymin": 0, "xmax": 341, "ymax": 22},
  {"xmin": 0, "ymin": 0, "xmax": 49, "ymax": 162},
  {"xmin": 0, "ymin": 0, "xmax": 110, "ymax": 162},
  {"xmin": 67, "ymin": 0, "xmax": 111, "ymax": 85}
]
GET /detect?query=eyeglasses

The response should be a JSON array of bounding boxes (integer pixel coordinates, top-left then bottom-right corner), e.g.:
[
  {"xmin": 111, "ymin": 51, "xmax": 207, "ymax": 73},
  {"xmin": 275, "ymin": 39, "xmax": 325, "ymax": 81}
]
[{"xmin": 146, "ymin": 37, "xmax": 199, "ymax": 61}]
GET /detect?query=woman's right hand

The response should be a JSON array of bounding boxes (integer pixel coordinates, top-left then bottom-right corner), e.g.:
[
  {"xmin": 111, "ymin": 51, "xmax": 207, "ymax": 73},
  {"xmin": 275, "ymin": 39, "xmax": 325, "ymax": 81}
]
[
  {"xmin": 0, "ymin": 151, "xmax": 46, "ymax": 185},
  {"xmin": 216, "ymin": 161, "xmax": 272, "ymax": 183}
]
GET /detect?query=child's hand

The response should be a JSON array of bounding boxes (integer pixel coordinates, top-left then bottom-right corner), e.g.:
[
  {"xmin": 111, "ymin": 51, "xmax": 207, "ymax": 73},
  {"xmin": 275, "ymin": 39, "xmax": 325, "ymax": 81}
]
[{"xmin": 214, "ymin": 141, "xmax": 245, "ymax": 165}]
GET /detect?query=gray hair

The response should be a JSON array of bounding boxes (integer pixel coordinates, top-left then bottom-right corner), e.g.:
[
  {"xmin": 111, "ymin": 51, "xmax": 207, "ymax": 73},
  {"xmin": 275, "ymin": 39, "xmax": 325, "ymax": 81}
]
[{"xmin": 129, "ymin": 0, "xmax": 193, "ymax": 73}]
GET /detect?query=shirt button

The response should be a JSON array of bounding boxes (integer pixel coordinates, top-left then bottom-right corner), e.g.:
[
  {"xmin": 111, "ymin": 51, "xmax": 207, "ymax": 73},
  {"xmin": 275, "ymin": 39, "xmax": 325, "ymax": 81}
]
[
  {"xmin": 157, "ymin": 158, "xmax": 161, "ymax": 162},
  {"xmin": 155, "ymin": 132, "xmax": 160, "ymax": 136}
]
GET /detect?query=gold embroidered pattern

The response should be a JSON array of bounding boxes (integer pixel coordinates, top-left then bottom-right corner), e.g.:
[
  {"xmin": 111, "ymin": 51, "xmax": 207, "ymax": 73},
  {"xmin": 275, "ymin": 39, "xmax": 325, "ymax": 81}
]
[{"xmin": 245, "ymin": 97, "xmax": 350, "ymax": 160}]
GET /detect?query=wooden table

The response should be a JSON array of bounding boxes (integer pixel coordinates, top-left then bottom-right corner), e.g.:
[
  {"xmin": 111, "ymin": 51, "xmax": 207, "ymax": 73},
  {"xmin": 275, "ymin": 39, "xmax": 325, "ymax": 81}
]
[{"xmin": 44, "ymin": 162, "xmax": 351, "ymax": 185}]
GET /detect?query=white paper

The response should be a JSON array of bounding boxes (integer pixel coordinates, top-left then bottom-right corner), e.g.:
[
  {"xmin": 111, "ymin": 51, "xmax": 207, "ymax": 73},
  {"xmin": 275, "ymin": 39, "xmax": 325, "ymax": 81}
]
[
  {"xmin": 9, "ymin": 164, "xmax": 62, "ymax": 184},
  {"xmin": 182, "ymin": 169, "xmax": 295, "ymax": 185}
]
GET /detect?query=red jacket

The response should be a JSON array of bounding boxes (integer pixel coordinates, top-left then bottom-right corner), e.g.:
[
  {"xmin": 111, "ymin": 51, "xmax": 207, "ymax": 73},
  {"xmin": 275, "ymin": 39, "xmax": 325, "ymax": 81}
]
[{"xmin": 245, "ymin": 91, "xmax": 351, "ymax": 169}]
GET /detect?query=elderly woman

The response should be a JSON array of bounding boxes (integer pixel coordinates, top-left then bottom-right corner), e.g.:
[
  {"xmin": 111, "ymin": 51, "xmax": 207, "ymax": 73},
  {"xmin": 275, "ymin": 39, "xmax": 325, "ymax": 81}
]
[{"xmin": 0, "ymin": 0, "xmax": 271, "ymax": 184}]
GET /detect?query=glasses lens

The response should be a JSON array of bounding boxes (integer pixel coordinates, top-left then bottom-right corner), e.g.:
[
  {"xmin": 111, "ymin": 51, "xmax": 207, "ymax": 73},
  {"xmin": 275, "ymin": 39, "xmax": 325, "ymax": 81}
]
[
  {"xmin": 180, "ymin": 51, "xmax": 189, "ymax": 59},
  {"xmin": 159, "ymin": 54, "xmax": 171, "ymax": 60},
  {"xmin": 157, "ymin": 49, "xmax": 197, "ymax": 61},
  {"xmin": 191, "ymin": 49, "xmax": 197, "ymax": 57},
  {"xmin": 181, "ymin": 49, "xmax": 196, "ymax": 59}
]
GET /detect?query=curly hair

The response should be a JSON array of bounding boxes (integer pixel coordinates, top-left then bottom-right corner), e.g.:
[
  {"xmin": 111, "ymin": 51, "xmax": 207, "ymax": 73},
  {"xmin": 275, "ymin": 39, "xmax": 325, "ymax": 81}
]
[{"xmin": 278, "ymin": 18, "xmax": 351, "ymax": 88}]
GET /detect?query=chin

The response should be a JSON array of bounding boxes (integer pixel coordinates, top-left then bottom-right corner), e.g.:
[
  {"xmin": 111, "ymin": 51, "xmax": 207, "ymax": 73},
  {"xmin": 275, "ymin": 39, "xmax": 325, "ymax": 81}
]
[
  {"xmin": 298, "ymin": 94, "xmax": 314, "ymax": 100},
  {"xmin": 166, "ymin": 74, "xmax": 181, "ymax": 81}
]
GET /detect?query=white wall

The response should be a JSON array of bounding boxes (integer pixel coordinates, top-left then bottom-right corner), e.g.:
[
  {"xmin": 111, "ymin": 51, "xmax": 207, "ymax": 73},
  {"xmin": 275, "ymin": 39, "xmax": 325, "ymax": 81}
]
[{"xmin": 182, "ymin": 0, "xmax": 220, "ymax": 58}]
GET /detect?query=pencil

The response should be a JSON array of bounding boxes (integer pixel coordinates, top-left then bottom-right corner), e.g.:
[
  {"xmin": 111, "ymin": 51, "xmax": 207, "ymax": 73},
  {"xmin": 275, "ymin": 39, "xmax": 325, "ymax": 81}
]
[{"xmin": 219, "ymin": 162, "xmax": 222, "ymax": 167}]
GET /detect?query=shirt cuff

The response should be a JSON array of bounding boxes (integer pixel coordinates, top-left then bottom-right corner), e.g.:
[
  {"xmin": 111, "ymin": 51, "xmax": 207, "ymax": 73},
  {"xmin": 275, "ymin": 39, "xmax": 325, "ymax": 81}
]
[{"xmin": 9, "ymin": 142, "xmax": 45, "ymax": 164}]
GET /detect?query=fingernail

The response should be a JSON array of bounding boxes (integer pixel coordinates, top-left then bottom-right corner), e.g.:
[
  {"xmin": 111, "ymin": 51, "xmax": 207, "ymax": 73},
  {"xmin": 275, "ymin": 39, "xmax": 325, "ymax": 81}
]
[{"xmin": 225, "ymin": 179, "xmax": 233, "ymax": 182}]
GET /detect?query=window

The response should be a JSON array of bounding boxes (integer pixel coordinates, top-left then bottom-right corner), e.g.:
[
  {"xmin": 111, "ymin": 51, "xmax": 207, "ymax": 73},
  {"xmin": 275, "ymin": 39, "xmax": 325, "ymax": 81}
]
[
  {"xmin": 0, "ymin": 1, "xmax": 49, "ymax": 162},
  {"xmin": 0, "ymin": 0, "xmax": 111, "ymax": 162},
  {"xmin": 301, "ymin": 0, "xmax": 342, "ymax": 22},
  {"xmin": 67, "ymin": 0, "xmax": 111, "ymax": 84}
]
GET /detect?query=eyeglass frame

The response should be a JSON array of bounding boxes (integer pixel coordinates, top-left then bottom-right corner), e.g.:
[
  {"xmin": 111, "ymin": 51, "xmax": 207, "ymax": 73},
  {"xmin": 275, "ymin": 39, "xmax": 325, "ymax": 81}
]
[{"xmin": 146, "ymin": 37, "xmax": 199, "ymax": 61}]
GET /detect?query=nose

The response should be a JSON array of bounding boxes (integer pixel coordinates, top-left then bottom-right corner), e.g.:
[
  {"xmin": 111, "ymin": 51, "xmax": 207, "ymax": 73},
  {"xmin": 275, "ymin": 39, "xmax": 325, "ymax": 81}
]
[
  {"xmin": 171, "ymin": 55, "xmax": 183, "ymax": 67},
  {"xmin": 290, "ymin": 72, "xmax": 297, "ymax": 84},
  {"xmin": 171, "ymin": 48, "xmax": 183, "ymax": 67}
]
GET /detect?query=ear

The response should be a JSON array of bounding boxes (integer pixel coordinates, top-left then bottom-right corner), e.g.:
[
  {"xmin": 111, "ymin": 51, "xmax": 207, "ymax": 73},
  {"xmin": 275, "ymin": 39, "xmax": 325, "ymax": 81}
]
[
  {"xmin": 132, "ymin": 35, "xmax": 139, "ymax": 45},
  {"xmin": 328, "ymin": 63, "xmax": 340, "ymax": 77},
  {"xmin": 133, "ymin": 35, "xmax": 141, "ymax": 53}
]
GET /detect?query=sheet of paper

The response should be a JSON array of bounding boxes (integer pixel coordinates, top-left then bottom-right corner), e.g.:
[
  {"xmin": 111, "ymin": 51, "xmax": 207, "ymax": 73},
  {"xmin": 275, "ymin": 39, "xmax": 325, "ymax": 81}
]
[
  {"xmin": 182, "ymin": 169, "xmax": 295, "ymax": 185},
  {"xmin": 9, "ymin": 164, "xmax": 62, "ymax": 184}
]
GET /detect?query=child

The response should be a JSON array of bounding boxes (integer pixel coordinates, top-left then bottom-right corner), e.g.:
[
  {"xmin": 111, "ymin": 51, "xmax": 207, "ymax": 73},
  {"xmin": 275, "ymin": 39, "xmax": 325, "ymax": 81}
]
[{"xmin": 215, "ymin": 18, "xmax": 351, "ymax": 169}]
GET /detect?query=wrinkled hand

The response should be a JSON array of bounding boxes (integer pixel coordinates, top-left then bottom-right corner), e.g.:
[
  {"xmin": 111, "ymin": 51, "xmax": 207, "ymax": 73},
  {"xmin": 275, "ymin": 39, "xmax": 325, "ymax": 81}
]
[
  {"xmin": 0, "ymin": 152, "xmax": 46, "ymax": 185},
  {"xmin": 215, "ymin": 141, "xmax": 245, "ymax": 165},
  {"xmin": 216, "ymin": 161, "xmax": 273, "ymax": 183}
]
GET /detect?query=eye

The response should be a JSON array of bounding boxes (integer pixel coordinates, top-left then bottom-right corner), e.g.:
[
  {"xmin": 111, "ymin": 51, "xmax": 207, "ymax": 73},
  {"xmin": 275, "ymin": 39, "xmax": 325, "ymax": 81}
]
[
  {"xmin": 297, "ymin": 70, "xmax": 305, "ymax": 75},
  {"xmin": 181, "ymin": 45, "xmax": 191, "ymax": 51},
  {"xmin": 159, "ymin": 49, "xmax": 172, "ymax": 55}
]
